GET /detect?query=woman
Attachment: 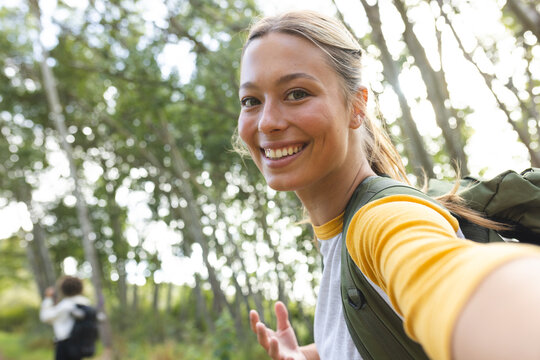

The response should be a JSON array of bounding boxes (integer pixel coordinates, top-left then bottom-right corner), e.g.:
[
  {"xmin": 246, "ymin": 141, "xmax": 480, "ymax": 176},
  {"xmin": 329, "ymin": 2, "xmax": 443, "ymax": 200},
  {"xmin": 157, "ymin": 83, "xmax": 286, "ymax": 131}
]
[
  {"xmin": 40, "ymin": 276, "xmax": 91, "ymax": 360},
  {"xmin": 237, "ymin": 10, "xmax": 540, "ymax": 360}
]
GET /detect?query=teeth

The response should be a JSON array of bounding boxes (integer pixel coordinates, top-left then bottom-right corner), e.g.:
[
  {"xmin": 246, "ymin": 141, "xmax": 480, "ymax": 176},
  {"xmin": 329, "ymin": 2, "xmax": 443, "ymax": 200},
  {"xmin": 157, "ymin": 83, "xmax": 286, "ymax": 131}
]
[{"xmin": 264, "ymin": 146, "xmax": 302, "ymax": 159}]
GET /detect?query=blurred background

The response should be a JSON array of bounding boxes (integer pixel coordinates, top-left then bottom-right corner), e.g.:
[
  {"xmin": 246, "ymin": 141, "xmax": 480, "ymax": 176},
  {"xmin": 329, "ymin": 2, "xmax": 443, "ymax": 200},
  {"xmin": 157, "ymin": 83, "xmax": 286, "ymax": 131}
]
[{"xmin": 0, "ymin": 0, "xmax": 538, "ymax": 358}]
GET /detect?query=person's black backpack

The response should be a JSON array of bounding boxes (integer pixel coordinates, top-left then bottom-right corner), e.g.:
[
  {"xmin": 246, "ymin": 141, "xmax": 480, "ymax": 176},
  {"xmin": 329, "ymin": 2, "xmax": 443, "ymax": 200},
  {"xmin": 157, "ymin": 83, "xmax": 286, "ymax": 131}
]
[
  {"xmin": 340, "ymin": 168, "xmax": 540, "ymax": 359},
  {"xmin": 67, "ymin": 304, "xmax": 99, "ymax": 358}
]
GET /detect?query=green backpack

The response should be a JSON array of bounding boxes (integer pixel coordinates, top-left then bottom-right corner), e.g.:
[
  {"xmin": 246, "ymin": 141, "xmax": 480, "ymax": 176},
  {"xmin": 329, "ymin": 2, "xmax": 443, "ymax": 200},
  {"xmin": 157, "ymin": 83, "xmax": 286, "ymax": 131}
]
[{"xmin": 340, "ymin": 168, "xmax": 540, "ymax": 359}]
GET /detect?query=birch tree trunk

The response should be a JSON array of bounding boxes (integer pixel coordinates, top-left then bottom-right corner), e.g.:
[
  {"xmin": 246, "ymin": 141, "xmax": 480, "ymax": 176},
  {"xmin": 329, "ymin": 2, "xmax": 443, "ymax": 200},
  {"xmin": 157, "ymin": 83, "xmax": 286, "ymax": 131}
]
[
  {"xmin": 358, "ymin": 0, "xmax": 435, "ymax": 179},
  {"xmin": 131, "ymin": 283, "xmax": 139, "ymax": 312},
  {"xmin": 166, "ymin": 282, "xmax": 173, "ymax": 314},
  {"xmin": 505, "ymin": 0, "xmax": 540, "ymax": 40},
  {"xmin": 27, "ymin": 216, "xmax": 56, "ymax": 296},
  {"xmin": 194, "ymin": 273, "xmax": 214, "ymax": 332},
  {"xmin": 393, "ymin": 0, "xmax": 469, "ymax": 175},
  {"xmin": 437, "ymin": 1, "xmax": 540, "ymax": 166},
  {"xmin": 115, "ymin": 259, "xmax": 128, "ymax": 330},
  {"xmin": 28, "ymin": 0, "xmax": 113, "ymax": 354},
  {"xmin": 31, "ymin": 219, "xmax": 56, "ymax": 290},
  {"xmin": 154, "ymin": 116, "xmax": 231, "ymax": 314},
  {"xmin": 14, "ymin": 182, "xmax": 57, "ymax": 297},
  {"xmin": 152, "ymin": 280, "xmax": 160, "ymax": 314},
  {"xmin": 254, "ymin": 192, "xmax": 288, "ymax": 306},
  {"xmin": 23, "ymin": 229, "xmax": 48, "ymax": 297}
]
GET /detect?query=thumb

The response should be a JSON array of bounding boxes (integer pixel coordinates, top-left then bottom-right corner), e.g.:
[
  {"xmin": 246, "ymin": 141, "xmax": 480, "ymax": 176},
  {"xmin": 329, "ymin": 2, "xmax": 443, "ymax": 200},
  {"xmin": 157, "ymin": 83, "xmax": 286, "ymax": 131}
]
[{"xmin": 275, "ymin": 301, "xmax": 291, "ymax": 331}]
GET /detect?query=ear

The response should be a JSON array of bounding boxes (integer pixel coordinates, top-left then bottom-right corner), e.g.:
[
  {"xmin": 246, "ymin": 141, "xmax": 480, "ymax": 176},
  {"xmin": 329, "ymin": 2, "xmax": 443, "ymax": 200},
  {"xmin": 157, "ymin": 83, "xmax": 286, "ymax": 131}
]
[{"xmin": 350, "ymin": 86, "xmax": 368, "ymax": 129}]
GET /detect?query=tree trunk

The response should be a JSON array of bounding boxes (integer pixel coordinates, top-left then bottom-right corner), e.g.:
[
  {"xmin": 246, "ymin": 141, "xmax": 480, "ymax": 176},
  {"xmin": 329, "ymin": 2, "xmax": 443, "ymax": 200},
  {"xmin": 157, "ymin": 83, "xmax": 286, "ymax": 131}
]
[
  {"xmin": 152, "ymin": 280, "xmax": 160, "ymax": 314},
  {"xmin": 24, "ymin": 202, "xmax": 57, "ymax": 297},
  {"xmin": 32, "ymin": 221, "xmax": 56, "ymax": 290},
  {"xmin": 166, "ymin": 282, "xmax": 173, "ymax": 314},
  {"xmin": 208, "ymin": 199, "xmax": 264, "ymax": 331},
  {"xmin": 116, "ymin": 266, "xmax": 128, "ymax": 304},
  {"xmin": 24, "ymin": 232, "xmax": 47, "ymax": 297},
  {"xmin": 359, "ymin": 0, "xmax": 435, "ymax": 179},
  {"xmin": 194, "ymin": 273, "xmax": 214, "ymax": 332},
  {"xmin": 28, "ymin": 1, "xmax": 113, "ymax": 354},
  {"xmin": 155, "ymin": 115, "xmax": 231, "ymax": 315},
  {"xmin": 393, "ymin": 0, "xmax": 469, "ymax": 175},
  {"xmin": 232, "ymin": 282, "xmax": 246, "ymax": 337},
  {"xmin": 116, "ymin": 260, "xmax": 128, "ymax": 330},
  {"xmin": 437, "ymin": 1, "xmax": 540, "ymax": 167},
  {"xmin": 131, "ymin": 283, "xmax": 139, "ymax": 312},
  {"xmin": 14, "ymin": 183, "xmax": 56, "ymax": 297},
  {"xmin": 505, "ymin": 0, "xmax": 540, "ymax": 40},
  {"xmin": 255, "ymin": 192, "xmax": 288, "ymax": 306},
  {"xmin": 104, "ymin": 184, "xmax": 131, "ymax": 330}
]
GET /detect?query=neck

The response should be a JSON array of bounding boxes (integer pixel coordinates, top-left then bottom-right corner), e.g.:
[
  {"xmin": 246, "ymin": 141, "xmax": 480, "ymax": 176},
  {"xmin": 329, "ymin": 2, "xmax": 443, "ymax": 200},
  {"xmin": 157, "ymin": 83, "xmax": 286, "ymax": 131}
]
[{"xmin": 295, "ymin": 159, "xmax": 376, "ymax": 226}]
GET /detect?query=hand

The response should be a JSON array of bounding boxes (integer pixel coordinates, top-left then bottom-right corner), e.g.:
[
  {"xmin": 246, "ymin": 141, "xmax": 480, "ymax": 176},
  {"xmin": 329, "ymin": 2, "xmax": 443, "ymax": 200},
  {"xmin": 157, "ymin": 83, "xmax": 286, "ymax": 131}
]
[
  {"xmin": 44, "ymin": 287, "xmax": 55, "ymax": 298},
  {"xmin": 249, "ymin": 301, "xmax": 306, "ymax": 360}
]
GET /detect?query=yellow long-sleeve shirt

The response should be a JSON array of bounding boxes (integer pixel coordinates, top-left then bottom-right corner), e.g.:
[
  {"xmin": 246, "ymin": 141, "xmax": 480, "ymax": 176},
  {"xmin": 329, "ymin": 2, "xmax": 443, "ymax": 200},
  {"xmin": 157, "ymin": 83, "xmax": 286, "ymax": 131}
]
[{"xmin": 335, "ymin": 194, "xmax": 540, "ymax": 359}]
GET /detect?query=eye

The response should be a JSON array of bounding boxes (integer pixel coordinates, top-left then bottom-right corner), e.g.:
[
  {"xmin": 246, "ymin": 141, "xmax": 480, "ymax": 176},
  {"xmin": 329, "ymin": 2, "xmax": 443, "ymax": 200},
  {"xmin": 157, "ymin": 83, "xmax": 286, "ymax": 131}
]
[
  {"xmin": 240, "ymin": 97, "xmax": 261, "ymax": 108},
  {"xmin": 285, "ymin": 89, "xmax": 309, "ymax": 101}
]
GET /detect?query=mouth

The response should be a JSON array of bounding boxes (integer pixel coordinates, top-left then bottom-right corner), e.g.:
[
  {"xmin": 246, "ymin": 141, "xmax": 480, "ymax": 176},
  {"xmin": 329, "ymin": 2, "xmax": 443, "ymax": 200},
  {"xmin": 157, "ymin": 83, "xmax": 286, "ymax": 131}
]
[{"xmin": 261, "ymin": 144, "xmax": 305, "ymax": 160}]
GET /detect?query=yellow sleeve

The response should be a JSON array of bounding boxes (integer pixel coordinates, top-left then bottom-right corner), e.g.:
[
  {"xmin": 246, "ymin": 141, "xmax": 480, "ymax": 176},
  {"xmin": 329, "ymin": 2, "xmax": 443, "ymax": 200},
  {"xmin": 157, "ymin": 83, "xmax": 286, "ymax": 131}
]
[{"xmin": 346, "ymin": 194, "xmax": 540, "ymax": 360}]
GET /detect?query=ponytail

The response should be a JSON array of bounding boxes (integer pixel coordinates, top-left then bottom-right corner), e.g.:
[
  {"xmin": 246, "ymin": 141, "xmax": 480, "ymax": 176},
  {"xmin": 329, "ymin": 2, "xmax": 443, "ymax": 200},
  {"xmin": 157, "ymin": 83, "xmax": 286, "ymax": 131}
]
[{"xmin": 363, "ymin": 105, "xmax": 507, "ymax": 232}]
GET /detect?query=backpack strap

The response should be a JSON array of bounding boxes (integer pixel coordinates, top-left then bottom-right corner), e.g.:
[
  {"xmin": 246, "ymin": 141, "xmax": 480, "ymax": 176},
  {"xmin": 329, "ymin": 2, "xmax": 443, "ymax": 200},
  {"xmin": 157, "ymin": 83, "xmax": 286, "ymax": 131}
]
[{"xmin": 341, "ymin": 176, "xmax": 431, "ymax": 359}]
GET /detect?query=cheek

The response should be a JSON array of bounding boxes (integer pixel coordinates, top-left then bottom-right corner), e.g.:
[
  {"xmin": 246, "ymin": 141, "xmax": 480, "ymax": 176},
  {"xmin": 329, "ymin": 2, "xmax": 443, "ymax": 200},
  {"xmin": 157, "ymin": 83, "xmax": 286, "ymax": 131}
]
[
  {"xmin": 296, "ymin": 107, "xmax": 337, "ymax": 136},
  {"xmin": 237, "ymin": 115, "xmax": 253, "ymax": 144},
  {"xmin": 237, "ymin": 115, "xmax": 261, "ymax": 161}
]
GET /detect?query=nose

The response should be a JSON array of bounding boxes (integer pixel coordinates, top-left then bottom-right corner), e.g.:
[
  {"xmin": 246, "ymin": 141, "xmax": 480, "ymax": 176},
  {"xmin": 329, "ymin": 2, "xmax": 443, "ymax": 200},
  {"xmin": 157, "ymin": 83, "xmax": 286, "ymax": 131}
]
[{"xmin": 258, "ymin": 100, "xmax": 287, "ymax": 134}]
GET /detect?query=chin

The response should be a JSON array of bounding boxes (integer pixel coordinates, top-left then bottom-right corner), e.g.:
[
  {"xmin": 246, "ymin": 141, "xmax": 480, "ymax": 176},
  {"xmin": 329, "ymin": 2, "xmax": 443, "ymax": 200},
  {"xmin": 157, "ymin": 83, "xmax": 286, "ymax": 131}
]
[
  {"xmin": 265, "ymin": 178, "xmax": 298, "ymax": 192},
  {"xmin": 267, "ymin": 183, "xmax": 294, "ymax": 192}
]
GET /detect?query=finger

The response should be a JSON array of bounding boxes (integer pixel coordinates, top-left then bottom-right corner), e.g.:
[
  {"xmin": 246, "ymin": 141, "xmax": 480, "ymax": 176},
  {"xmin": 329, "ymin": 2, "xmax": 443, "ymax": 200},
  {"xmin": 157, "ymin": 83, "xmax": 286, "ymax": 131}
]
[
  {"xmin": 275, "ymin": 301, "xmax": 291, "ymax": 331},
  {"xmin": 249, "ymin": 310, "xmax": 260, "ymax": 333},
  {"xmin": 268, "ymin": 337, "xmax": 280, "ymax": 359},
  {"xmin": 256, "ymin": 322, "xmax": 270, "ymax": 350}
]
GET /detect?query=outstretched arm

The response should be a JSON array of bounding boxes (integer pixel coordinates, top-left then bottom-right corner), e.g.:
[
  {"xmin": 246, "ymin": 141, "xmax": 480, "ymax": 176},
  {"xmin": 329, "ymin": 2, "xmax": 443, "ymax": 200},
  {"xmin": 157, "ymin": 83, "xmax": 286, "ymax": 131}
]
[
  {"xmin": 452, "ymin": 257, "xmax": 540, "ymax": 359},
  {"xmin": 347, "ymin": 195, "xmax": 540, "ymax": 360},
  {"xmin": 249, "ymin": 301, "xmax": 319, "ymax": 360}
]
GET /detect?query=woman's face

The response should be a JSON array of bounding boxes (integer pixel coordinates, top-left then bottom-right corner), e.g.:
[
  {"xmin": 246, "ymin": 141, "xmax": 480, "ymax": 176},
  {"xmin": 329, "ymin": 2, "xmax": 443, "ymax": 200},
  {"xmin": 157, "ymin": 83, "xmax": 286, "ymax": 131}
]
[{"xmin": 238, "ymin": 32, "xmax": 359, "ymax": 193}]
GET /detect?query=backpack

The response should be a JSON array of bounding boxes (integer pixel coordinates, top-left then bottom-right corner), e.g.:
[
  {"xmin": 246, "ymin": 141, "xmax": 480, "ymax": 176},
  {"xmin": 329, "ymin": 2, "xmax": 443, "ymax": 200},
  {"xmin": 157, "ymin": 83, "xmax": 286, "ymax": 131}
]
[
  {"xmin": 67, "ymin": 304, "xmax": 99, "ymax": 358},
  {"xmin": 340, "ymin": 168, "xmax": 540, "ymax": 359}
]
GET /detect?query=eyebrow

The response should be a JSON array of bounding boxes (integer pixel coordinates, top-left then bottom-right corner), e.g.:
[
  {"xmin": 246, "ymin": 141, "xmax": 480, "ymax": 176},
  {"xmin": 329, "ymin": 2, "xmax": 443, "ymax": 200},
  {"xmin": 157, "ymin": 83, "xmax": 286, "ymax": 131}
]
[{"xmin": 239, "ymin": 72, "xmax": 321, "ymax": 91}]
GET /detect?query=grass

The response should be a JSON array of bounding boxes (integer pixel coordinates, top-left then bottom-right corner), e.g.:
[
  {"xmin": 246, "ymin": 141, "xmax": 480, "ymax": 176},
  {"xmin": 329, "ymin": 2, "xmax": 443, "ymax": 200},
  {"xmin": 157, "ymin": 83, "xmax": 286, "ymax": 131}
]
[
  {"xmin": 0, "ymin": 330, "xmax": 265, "ymax": 360},
  {"xmin": 0, "ymin": 331, "xmax": 52, "ymax": 360}
]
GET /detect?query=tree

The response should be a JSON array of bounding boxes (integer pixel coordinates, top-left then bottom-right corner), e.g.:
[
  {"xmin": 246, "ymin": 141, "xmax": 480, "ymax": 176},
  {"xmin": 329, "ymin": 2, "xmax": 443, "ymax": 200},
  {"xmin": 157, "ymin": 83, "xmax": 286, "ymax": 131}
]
[
  {"xmin": 0, "ymin": 5, "xmax": 56, "ymax": 296},
  {"xmin": 392, "ymin": 0, "xmax": 469, "ymax": 175},
  {"xmin": 436, "ymin": 0, "xmax": 540, "ymax": 166},
  {"xmin": 505, "ymin": 0, "xmax": 540, "ymax": 40},
  {"xmin": 353, "ymin": 0, "xmax": 435, "ymax": 179},
  {"xmin": 28, "ymin": 0, "xmax": 113, "ymax": 353}
]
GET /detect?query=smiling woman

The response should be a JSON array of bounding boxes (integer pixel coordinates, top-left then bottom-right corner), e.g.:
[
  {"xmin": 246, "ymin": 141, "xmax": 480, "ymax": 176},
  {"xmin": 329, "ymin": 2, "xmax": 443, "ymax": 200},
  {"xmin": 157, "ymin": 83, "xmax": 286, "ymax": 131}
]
[
  {"xmin": 238, "ymin": 32, "xmax": 366, "ymax": 200},
  {"xmin": 235, "ymin": 10, "xmax": 540, "ymax": 360}
]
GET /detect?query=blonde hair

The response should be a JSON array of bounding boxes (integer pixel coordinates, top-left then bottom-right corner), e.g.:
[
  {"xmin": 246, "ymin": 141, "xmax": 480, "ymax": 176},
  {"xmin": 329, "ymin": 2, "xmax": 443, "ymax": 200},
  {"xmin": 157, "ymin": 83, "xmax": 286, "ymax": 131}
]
[
  {"xmin": 237, "ymin": 10, "xmax": 506, "ymax": 231},
  {"xmin": 238, "ymin": 10, "xmax": 408, "ymax": 183}
]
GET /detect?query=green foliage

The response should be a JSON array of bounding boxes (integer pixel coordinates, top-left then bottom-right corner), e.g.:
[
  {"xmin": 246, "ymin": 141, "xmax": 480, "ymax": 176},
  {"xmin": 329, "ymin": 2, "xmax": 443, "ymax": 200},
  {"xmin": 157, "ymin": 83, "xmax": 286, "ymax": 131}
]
[
  {"xmin": 0, "ymin": 236, "xmax": 31, "ymax": 289},
  {"xmin": 212, "ymin": 312, "xmax": 235, "ymax": 360},
  {"xmin": 0, "ymin": 305, "xmax": 39, "ymax": 332},
  {"xmin": 0, "ymin": 331, "xmax": 53, "ymax": 360}
]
